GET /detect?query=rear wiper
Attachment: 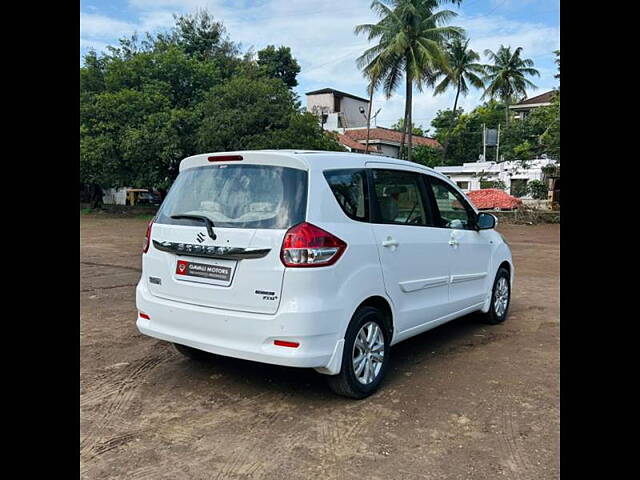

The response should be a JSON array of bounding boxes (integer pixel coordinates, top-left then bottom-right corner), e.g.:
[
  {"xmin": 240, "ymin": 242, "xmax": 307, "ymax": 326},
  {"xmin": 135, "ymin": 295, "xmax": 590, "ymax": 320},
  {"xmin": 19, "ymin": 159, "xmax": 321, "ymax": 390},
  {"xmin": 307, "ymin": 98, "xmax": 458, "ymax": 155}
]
[{"xmin": 171, "ymin": 214, "xmax": 217, "ymax": 240}]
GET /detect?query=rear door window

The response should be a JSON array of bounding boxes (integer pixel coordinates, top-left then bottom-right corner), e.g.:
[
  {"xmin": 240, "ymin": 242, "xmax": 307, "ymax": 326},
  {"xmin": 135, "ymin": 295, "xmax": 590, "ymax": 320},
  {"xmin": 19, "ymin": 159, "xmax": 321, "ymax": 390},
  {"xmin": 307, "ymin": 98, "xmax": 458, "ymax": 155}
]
[
  {"xmin": 370, "ymin": 169, "xmax": 432, "ymax": 226},
  {"xmin": 155, "ymin": 164, "xmax": 307, "ymax": 229},
  {"xmin": 323, "ymin": 169, "xmax": 369, "ymax": 222}
]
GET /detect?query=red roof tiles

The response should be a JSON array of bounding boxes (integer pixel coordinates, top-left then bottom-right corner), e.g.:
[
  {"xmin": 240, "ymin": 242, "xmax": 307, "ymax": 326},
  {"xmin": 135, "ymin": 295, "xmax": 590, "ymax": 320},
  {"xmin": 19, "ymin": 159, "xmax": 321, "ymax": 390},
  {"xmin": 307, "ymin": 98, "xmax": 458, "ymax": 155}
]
[
  {"xmin": 467, "ymin": 189, "xmax": 522, "ymax": 210},
  {"xmin": 337, "ymin": 133, "xmax": 378, "ymax": 152},
  {"xmin": 344, "ymin": 127, "xmax": 442, "ymax": 149}
]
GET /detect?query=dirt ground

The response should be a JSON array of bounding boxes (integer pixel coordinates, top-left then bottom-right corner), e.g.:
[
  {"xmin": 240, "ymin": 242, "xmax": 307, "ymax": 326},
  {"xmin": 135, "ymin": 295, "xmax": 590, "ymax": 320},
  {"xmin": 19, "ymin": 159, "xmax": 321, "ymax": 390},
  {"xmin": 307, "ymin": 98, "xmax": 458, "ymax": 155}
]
[{"xmin": 80, "ymin": 216, "xmax": 559, "ymax": 480}]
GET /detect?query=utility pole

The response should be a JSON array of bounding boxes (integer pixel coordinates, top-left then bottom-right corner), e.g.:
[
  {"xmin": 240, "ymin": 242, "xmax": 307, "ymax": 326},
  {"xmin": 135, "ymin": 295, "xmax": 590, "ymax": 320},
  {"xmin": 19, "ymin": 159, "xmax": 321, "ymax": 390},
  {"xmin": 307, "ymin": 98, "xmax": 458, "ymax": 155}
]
[
  {"xmin": 496, "ymin": 123, "xmax": 501, "ymax": 162},
  {"xmin": 365, "ymin": 83, "xmax": 373, "ymax": 154},
  {"xmin": 482, "ymin": 123, "xmax": 486, "ymax": 161}
]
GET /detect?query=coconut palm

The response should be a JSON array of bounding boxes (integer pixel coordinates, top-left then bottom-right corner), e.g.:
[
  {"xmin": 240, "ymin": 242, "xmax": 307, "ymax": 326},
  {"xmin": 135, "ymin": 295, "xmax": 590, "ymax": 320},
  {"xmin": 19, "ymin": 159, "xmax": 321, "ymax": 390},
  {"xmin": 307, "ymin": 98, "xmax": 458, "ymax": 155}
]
[
  {"xmin": 482, "ymin": 45, "xmax": 540, "ymax": 125},
  {"xmin": 433, "ymin": 37, "xmax": 485, "ymax": 161},
  {"xmin": 355, "ymin": 0, "xmax": 463, "ymax": 161}
]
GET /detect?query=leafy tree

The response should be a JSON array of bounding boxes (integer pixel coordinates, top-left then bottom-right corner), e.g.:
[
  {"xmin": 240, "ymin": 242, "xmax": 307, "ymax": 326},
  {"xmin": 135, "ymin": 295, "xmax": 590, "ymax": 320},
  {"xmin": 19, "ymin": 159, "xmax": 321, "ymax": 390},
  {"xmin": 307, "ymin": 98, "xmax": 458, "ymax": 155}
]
[
  {"xmin": 157, "ymin": 10, "xmax": 240, "ymax": 61},
  {"xmin": 391, "ymin": 118, "xmax": 427, "ymax": 136},
  {"xmin": 411, "ymin": 144, "xmax": 443, "ymax": 167},
  {"xmin": 80, "ymin": 11, "xmax": 339, "ymax": 190},
  {"xmin": 430, "ymin": 100, "xmax": 505, "ymax": 165},
  {"xmin": 197, "ymin": 77, "xmax": 344, "ymax": 152},
  {"xmin": 257, "ymin": 45, "xmax": 301, "ymax": 88},
  {"xmin": 482, "ymin": 45, "xmax": 539, "ymax": 125},
  {"xmin": 499, "ymin": 91, "xmax": 559, "ymax": 161},
  {"xmin": 355, "ymin": 0, "xmax": 463, "ymax": 161},
  {"xmin": 480, "ymin": 179, "xmax": 506, "ymax": 190},
  {"xmin": 527, "ymin": 179, "xmax": 548, "ymax": 200},
  {"xmin": 433, "ymin": 37, "xmax": 485, "ymax": 160}
]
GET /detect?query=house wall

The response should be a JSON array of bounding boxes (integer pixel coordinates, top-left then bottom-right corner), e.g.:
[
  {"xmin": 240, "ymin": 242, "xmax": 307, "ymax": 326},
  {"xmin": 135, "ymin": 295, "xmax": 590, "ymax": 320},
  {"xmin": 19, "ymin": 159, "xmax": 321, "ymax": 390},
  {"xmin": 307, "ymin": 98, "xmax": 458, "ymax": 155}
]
[
  {"xmin": 435, "ymin": 159, "xmax": 557, "ymax": 198},
  {"xmin": 338, "ymin": 96, "xmax": 368, "ymax": 128},
  {"xmin": 306, "ymin": 93, "xmax": 335, "ymax": 113},
  {"xmin": 307, "ymin": 93, "xmax": 368, "ymax": 130},
  {"xmin": 103, "ymin": 187, "xmax": 128, "ymax": 205},
  {"xmin": 377, "ymin": 143, "xmax": 400, "ymax": 158}
]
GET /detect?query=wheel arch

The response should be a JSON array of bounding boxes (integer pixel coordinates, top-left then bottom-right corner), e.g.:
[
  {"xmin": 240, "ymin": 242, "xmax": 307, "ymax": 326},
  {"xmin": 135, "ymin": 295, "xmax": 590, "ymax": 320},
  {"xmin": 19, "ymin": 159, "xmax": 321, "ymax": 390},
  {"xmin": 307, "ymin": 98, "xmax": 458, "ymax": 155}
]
[{"xmin": 355, "ymin": 295, "xmax": 395, "ymax": 342}]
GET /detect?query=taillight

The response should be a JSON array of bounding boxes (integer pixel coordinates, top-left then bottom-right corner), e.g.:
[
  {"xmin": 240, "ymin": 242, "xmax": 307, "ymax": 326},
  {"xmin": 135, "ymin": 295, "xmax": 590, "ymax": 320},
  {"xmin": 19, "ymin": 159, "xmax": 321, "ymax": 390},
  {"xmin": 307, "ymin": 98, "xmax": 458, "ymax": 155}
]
[
  {"xmin": 280, "ymin": 222, "xmax": 347, "ymax": 267},
  {"xmin": 143, "ymin": 219, "xmax": 154, "ymax": 253}
]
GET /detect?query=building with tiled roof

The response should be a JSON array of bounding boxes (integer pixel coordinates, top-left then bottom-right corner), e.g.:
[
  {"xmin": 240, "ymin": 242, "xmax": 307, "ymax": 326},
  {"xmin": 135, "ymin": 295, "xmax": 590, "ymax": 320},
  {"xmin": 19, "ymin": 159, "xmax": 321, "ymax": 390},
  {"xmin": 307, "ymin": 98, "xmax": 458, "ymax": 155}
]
[
  {"xmin": 306, "ymin": 87, "xmax": 442, "ymax": 158},
  {"xmin": 509, "ymin": 91, "xmax": 556, "ymax": 120},
  {"xmin": 336, "ymin": 133, "xmax": 379, "ymax": 153},
  {"xmin": 343, "ymin": 127, "xmax": 441, "ymax": 157}
]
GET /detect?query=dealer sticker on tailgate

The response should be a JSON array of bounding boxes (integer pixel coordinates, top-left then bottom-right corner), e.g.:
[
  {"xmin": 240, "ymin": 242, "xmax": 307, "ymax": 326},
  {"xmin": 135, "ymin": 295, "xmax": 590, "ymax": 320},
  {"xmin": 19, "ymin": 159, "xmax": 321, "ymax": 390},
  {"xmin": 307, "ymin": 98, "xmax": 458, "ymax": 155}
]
[{"xmin": 176, "ymin": 259, "xmax": 232, "ymax": 282}]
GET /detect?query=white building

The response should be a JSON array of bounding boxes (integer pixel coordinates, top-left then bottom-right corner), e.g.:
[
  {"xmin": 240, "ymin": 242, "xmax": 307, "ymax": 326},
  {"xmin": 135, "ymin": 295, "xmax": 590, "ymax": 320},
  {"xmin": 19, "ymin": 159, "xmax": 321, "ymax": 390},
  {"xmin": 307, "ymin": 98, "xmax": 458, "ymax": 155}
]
[
  {"xmin": 102, "ymin": 187, "xmax": 128, "ymax": 205},
  {"xmin": 306, "ymin": 87, "xmax": 442, "ymax": 158},
  {"xmin": 435, "ymin": 158, "xmax": 558, "ymax": 198},
  {"xmin": 306, "ymin": 88, "xmax": 370, "ymax": 130}
]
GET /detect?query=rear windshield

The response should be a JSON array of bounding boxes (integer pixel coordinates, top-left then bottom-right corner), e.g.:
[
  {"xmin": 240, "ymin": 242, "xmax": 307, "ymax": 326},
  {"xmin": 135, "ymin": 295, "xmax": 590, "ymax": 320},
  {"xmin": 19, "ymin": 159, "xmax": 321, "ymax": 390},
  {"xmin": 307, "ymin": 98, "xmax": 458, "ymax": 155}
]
[{"xmin": 155, "ymin": 164, "xmax": 307, "ymax": 229}]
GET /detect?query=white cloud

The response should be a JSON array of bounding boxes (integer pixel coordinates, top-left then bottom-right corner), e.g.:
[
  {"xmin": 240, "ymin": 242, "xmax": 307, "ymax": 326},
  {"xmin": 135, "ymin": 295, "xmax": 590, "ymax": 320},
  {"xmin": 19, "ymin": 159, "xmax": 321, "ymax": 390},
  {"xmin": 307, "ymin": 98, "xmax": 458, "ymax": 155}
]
[
  {"xmin": 80, "ymin": 13, "xmax": 136, "ymax": 38},
  {"xmin": 80, "ymin": 1, "xmax": 559, "ymax": 130}
]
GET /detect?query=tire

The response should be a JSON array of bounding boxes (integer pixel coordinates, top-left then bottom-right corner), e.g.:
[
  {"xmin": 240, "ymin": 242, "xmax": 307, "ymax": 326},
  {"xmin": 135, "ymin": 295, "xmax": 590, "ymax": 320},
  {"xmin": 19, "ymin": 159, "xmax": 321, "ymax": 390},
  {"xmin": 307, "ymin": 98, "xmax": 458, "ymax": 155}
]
[
  {"xmin": 327, "ymin": 306, "xmax": 391, "ymax": 399},
  {"xmin": 481, "ymin": 267, "xmax": 511, "ymax": 325},
  {"xmin": 173, "ymin": 343, "xmax": 212, "ymax": 361}
]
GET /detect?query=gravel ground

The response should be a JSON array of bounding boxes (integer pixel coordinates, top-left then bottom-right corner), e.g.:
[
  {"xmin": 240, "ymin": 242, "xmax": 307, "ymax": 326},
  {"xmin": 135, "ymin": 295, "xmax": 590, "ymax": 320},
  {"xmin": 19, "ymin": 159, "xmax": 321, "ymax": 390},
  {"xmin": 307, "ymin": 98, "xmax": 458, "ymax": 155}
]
[{"xmin": 80, "ymin": 216, "xmax": 559, "ymax": 480}]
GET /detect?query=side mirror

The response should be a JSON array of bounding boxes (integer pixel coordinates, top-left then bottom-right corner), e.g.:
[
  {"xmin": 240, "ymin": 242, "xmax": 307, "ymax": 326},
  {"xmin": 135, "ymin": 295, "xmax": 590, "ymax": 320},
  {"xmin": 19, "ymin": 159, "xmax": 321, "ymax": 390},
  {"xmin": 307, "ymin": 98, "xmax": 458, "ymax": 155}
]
[{"xmin": 476, "ymin": 212, "xmax": 497, "ymax": 230}]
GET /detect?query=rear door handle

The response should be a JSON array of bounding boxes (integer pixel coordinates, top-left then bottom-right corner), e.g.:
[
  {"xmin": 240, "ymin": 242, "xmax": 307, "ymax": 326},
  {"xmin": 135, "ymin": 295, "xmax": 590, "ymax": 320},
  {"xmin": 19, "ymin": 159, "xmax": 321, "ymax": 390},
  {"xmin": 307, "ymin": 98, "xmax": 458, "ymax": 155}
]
[
  {"xmin": 382, "ymin": 238, "xmax": 399, "ymax": 248},
  {"xmin": 448, "ymin": 238, "xmax": 459, "ymax": 246}
]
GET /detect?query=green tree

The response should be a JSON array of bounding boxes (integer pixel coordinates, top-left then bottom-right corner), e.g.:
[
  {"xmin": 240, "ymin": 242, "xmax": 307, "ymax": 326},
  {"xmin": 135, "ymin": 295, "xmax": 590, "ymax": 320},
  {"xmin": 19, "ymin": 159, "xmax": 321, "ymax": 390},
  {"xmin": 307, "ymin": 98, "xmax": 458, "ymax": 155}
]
[
  {"xmin": 433, "ymin": 37, "xmax": 484, "ymax": 160},
  {"xmin": 527, "ymin": 179, "xmax": 548, "ymax": 200},
  {"xmin": 430, "ymin": 100, "xmax": 505, "ymax": 165},
  {"xmin": 355, "ymin": 0, "xmax": 463, "ymax": 161},
  {"xmin": 80, "ymin": 12, "xmax": 340, "ymax": 190},
  {"xmin": 196, "ymin": 76, "xmax": 344, "ymax": 153},
  {"xmin": 391, "ymin": 117, "xmax": 427, "ymax": 136},
  {"xmin": 159, "ymin": 9, "xmax": 240, "ymax": 61},
  {"xmin": 257, "ymin": 45, "xmax": 301, "ymax": 88},
  {"xmin": 411, "ymin": 144, "xmax": 443, "ymax": 167},
  {"xmin": 482, "ymin": 45, "xmax": 539, "ymax": 125}
]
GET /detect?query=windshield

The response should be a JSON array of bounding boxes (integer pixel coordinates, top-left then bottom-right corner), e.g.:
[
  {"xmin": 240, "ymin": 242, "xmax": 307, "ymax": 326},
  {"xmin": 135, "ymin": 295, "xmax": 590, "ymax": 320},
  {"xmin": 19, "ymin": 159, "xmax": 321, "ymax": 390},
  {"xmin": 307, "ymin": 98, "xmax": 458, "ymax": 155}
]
[{"xmin": 155, "ymin": 164, "xmax": 307, "ymax": 229}]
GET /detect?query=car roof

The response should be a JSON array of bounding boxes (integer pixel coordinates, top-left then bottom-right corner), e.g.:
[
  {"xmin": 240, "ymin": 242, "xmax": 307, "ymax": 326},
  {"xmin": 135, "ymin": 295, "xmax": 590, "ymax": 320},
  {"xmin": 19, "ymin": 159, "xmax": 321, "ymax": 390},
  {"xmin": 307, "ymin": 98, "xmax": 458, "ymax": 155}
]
[{"xmin": 180, "ymin": 149, "xmax": 448, "ymax": 180}]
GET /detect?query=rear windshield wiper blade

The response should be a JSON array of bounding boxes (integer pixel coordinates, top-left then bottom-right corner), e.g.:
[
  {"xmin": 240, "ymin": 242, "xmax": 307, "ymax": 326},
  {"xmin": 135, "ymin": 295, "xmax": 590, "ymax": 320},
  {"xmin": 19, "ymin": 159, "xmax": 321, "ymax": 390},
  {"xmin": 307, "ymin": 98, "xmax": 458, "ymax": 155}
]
[{"xmin": 171, "ymin": 214, "xmax": 217, "ymax": 240}]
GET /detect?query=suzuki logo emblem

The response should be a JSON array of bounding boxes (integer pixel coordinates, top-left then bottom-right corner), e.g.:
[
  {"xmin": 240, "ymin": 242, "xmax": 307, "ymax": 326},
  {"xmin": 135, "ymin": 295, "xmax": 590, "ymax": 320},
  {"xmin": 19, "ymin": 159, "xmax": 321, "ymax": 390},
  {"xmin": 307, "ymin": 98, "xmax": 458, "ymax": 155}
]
[{"xmin": 196, "ymin": 232, "xmax": 206, "ymax": 243}]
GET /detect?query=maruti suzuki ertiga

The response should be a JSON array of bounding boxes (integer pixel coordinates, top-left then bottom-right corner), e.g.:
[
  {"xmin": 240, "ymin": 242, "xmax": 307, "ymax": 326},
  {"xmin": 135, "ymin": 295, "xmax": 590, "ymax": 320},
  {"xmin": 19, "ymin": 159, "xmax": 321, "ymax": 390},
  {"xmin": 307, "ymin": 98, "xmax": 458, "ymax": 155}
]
[{"xmin": 137, "ymin": 150, "xmax": 513, "ymax": 399}]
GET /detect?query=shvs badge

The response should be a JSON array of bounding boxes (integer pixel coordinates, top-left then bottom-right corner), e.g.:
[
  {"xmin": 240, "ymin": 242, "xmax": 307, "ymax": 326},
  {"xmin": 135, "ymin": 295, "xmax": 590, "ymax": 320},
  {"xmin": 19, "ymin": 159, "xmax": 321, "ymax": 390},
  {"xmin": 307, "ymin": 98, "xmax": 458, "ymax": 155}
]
[{"xmin": 176, "ymin": 260, "xmax": 232, "ymax": 282}]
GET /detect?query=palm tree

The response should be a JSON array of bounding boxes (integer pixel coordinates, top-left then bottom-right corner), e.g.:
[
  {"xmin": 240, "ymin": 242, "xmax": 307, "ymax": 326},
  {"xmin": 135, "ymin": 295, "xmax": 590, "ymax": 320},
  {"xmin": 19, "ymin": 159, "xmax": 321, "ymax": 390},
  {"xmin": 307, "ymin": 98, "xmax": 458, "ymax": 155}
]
[
  {"xmin": 482, "ymin": 45, "xmax": 540, "ymax": 125},
  {"xmin": 433, "ymin": 37, "xmax": 485, "ymax": 161},
  {"xmin": 355, "ymin": 0, "xmax": 463, "ymax": 161}
]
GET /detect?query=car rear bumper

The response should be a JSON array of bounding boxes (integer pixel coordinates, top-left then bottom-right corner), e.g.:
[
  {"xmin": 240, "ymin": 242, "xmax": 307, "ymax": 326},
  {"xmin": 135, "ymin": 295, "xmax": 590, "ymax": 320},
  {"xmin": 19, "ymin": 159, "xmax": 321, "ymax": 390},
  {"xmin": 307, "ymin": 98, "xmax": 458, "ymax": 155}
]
[{"xmin": 136, "ymin": 280, "xmax": 343, "ymax": 372}]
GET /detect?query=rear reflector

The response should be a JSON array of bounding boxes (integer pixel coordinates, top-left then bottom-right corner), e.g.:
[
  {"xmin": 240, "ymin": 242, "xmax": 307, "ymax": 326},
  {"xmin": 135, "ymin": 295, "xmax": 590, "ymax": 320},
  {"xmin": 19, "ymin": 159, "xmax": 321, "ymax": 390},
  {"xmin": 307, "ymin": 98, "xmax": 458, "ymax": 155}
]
[
  {"xmin": 208, "ymin": 155, "xmax": 243, "ymax": 162},
  {"xmin": 139, "ymin": 312, "xmax": 150, "ymax": 320},
  {"xmin": 274, "ymin": 340, "xmax": 300, "ymax": 348}
]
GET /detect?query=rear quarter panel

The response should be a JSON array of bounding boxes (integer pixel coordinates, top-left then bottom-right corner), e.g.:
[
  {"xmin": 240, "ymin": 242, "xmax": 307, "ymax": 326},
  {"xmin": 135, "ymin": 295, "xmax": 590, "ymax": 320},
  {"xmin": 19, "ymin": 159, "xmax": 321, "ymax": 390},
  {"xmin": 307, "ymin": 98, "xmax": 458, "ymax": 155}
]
[{"xmin": 282, "ymin": 161, "xmax": 392, "ymax": 341}]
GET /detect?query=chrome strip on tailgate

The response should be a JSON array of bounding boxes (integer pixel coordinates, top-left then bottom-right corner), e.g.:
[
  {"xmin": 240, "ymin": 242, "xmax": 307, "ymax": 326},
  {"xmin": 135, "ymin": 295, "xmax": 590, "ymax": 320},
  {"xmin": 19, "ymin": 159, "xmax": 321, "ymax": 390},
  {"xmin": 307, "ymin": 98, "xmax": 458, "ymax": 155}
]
[{"xmin": 153, "ymin": 240, "xmax": 271, "ymax": 260}]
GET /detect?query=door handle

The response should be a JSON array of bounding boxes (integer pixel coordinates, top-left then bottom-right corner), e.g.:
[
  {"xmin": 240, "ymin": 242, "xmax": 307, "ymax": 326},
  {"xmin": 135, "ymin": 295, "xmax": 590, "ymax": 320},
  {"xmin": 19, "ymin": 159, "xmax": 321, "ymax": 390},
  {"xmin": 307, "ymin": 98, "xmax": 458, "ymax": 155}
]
[
  {"xmin": 448, "ymin": 236, "xmax": 459, "ymax": 247},
  {"xmin": 382, "ymin": 238, "xmax": 399, "ymax": 248}
]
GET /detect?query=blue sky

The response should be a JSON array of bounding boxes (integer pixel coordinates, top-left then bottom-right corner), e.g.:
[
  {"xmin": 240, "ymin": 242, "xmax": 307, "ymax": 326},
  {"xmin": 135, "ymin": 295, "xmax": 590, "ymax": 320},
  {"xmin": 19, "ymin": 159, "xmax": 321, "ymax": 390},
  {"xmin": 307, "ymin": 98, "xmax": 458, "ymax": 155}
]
[{"xmin": 80, "ymin": 0, "xmax": 559, "ymax": 131}]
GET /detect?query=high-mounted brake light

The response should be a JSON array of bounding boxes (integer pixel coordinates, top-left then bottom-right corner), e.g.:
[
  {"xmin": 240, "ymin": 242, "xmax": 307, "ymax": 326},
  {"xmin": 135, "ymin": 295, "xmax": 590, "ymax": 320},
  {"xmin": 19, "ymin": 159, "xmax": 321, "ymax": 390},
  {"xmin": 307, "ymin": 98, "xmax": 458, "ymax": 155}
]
[
  {"xmin": 280, "ymin": 222, "xmax": 347, "ymax": 267},
  {"xmin": 143, "ymin": 218, "xmax": 154, "ymax": 253},
  {"xmin": 208, "ymin": 155, "xmax": 243, "ymax": 162}
]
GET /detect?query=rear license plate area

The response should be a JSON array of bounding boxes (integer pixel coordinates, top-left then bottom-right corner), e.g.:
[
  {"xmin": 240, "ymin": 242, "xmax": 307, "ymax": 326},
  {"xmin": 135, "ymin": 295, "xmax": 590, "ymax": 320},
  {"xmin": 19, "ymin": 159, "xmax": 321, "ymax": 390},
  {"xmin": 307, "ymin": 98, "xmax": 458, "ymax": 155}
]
[{"xmin": 175, "ymin": 258, "xmax": 237, "ymax": 287}]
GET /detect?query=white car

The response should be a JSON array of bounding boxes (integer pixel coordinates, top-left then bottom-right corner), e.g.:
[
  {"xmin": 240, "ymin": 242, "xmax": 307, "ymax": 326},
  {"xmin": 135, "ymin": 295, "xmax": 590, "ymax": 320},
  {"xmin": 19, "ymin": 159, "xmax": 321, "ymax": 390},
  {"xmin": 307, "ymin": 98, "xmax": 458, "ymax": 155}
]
[{"xmin": 136, "ymin": 150, "xmax": 513, "ymax": 398}]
